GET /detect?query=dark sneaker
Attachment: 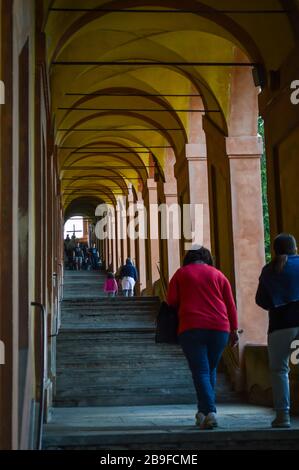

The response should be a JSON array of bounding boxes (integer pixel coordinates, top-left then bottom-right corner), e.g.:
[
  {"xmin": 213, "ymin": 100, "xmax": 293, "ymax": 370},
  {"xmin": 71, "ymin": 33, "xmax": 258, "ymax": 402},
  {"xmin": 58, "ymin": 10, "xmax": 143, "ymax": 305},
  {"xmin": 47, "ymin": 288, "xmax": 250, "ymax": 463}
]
[{"xmin": 271, "ymin": 411, "xmax": 291, "ymax": 428}]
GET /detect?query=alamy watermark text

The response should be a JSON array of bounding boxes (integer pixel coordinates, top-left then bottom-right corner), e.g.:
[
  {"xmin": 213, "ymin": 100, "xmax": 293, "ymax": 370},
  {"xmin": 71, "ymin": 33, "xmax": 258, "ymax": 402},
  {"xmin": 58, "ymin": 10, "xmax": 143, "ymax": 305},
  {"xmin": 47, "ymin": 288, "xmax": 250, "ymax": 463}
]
[
  {"xmin": 0, "ymin": 80, "xmax": 5, "ymax": 105},
  {"xmin": 290, "ymin": 80, "xmax": 299, "ymax": 105},
  {"xmin": 0, "ymin": 340, "xmax": 5, "ymax": 365}
]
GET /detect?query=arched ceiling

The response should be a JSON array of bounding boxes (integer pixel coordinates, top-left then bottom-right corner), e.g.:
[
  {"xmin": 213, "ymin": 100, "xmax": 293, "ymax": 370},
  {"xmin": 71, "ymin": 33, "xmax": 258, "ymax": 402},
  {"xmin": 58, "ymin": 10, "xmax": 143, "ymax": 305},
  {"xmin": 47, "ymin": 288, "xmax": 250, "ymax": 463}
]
[
  {"xmin": 43, "ymin": 0, "xmax": 298, "ymax": 215},
  {"xmin": 64, "ymin": 196, "xmax": 105, "ymax": 220}
]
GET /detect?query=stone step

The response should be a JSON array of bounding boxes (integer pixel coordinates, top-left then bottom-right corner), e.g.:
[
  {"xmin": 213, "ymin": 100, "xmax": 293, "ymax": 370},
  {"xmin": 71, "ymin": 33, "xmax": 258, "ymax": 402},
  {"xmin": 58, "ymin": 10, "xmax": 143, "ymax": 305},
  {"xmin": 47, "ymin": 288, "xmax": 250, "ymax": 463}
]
[
  {"xmin": 56, "ymin": 273, "xmax": 239, "ymax": 406},
  {"xmin": 55, "ymin": 328, "xmax": 238, "ymax": 406},
  {"xmin": 60, "ymin": 325, "xmax": 156, "ymax": 331},
  {"xmin": 62, "ymin": 312, "xmax": 158, "ymax": 318},
  {"xmin": 62, "ymin": 297, "xmax": 160, "ymax": 303},
  {"xmin": 43, "ymin": 404, "xmax": 299, "ymax": 450},
  {"xmin": 46, "ymin": 271, "xmax": 247, "ymax": 448},
  {"xmin": 61, "ymin": 314, "xmax": 157, "ymax": 325},
  {"xmin": 55, "ymin": 371, "xmax": 230, "ymax": 389},
  {"xmin": 62, "ymin": 302, "xmax": 159, "ymax": 307},
  {"xmin": 61, "ymin": 307, "xmax": 159, "ymax": 314},
  {"xmin": 43, "ymin": 428, "xmax": 299, "ymax": 450},
  {"xmin": 62, "ymin": 310, "xmax": 156, "ymax": 316},
  {"xmin": 61, "ymin": 315, "xmax": 158, "ymax": 322},
  {"xmin": 60, "ymin": 299, "xmax": 160, "ymax": 327}
]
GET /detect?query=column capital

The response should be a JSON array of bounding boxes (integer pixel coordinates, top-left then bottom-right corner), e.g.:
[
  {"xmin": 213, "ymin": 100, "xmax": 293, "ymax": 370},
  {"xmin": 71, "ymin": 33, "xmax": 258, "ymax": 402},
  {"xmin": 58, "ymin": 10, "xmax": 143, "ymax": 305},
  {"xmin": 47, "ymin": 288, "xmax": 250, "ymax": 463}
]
[
  {"xmin": 185, "ymin": 143, "xmax": 207, "ymax": 160},
  {"xmin": 136, "ymin": 191, "xmax": 144, "ymax": 202},
  {"xmin": 127, "ymin": 192, "xmax": 134, "ymax": 204},
  {"xmin": 142, "ymin": 178, "xmax": 157, "ymax": 200},
  {"xmin": 115, "ymin": 194, "xmax": 127, "ymax": 211},
  {"xmin": 163, "ymin": 181, "xmax": 177, "ymax": 198},
  {"xmin": 226, "ymin": 135, "xmax": 263, "ymax": 158},
  {"xmin": 147, "ymin": 178, "xmax": 157, "ymax": 190}
]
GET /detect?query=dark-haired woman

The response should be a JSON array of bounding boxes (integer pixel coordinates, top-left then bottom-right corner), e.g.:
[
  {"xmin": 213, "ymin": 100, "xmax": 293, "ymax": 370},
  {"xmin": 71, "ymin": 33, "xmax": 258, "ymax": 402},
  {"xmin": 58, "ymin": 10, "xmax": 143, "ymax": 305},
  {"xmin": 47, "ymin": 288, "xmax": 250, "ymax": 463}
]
[
  {"xmin": 167, "ymin": 246, "xmax": 239, "ymax": 430},
  {"xmin": 256, "ymin": 233, "xmax": 299, "ymax": 428}
]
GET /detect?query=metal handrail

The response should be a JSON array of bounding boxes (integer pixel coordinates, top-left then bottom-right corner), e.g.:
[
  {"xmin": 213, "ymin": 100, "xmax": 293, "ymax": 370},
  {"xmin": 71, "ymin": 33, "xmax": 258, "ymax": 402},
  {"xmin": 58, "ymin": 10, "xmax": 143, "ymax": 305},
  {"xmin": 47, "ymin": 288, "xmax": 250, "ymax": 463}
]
[
  {"xmin": 50, "ymin": 273, "xmax": 60, "ymax": 338},
  {"xmin": 31, "ymin": 302, "xmax": 47, "ymax": 451},
  {"xmin": 49, "ymin": 311, "xmax": 60, "ymax": 338},
  {"xmin": 58, "ymin": 263, "xmax": 64, "ymax": 302}
]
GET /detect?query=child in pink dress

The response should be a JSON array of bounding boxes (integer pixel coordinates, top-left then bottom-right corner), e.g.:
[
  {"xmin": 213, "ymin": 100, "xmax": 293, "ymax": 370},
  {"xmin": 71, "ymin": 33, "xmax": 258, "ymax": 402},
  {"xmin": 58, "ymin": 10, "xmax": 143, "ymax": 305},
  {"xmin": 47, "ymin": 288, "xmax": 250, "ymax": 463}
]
[{"xmin": 104, "ymin": 272, "xmax": 118, "ymax": 297}]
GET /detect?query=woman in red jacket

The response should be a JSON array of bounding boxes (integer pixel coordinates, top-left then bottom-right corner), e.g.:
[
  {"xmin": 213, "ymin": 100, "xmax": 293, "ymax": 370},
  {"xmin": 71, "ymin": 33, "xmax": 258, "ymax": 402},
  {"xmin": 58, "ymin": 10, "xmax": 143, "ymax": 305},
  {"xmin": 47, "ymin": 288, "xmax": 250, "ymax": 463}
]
[{"xmin": 167, "ymin": 247, "xmax": 239, "ymax": 429}]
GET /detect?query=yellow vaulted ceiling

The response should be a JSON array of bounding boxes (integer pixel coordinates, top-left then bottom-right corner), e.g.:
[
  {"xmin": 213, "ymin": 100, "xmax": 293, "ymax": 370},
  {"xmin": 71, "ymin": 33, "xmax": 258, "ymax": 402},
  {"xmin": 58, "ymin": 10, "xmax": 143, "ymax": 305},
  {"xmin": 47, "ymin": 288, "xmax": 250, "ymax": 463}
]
[{"xmin": 43, "ymin": 0, "xmax": 297, "ymax": 215}]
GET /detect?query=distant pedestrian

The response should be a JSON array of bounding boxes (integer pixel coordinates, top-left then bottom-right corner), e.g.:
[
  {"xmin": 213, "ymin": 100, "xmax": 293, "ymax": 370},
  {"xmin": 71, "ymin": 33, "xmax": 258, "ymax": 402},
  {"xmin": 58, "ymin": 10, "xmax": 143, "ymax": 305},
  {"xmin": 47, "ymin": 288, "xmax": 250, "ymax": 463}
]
[
  {"xmin": 64, "ymin": 234, "xmax": 71, "ymax": 254},
  {"xmin": 256, "ymin": 233, "xmax": 299, "ymax": 428},
  {"xmin": 115, "ymin": 266, "xmax": 122, "ymax": 296},
  {"xmin": 104, "ymin": 272, "xmax": 118, "ymax": 297},
  {"xmin": 73, "ymin": 242, "xmax": 83, "ymax": 271},
  {"xmin": 84, "ymin": 252, "xmax": 92, "ymax": 271},
  {"xmin": 120, "ymin": 258, "xmax": 138, "ymax": 297},
  {"xmin": 90, "ymin": 243, "xmax": 99, "ymax": 270}
]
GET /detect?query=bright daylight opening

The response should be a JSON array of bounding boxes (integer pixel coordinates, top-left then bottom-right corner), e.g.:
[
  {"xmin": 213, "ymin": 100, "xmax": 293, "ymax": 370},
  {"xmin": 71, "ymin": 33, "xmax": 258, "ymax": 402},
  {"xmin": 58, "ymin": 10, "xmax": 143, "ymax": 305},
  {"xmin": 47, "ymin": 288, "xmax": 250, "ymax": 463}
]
[{"xmin": 64, "ymin": 216, "xmax": 83, "ymax": 239}]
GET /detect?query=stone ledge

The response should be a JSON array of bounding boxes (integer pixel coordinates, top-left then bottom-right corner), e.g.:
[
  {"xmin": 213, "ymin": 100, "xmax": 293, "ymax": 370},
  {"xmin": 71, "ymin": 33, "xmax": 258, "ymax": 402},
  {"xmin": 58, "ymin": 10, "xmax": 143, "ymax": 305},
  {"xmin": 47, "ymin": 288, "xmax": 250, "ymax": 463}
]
[{"xmin": 244, "ymin": 344, "xmax": 299, "ymax": 414}]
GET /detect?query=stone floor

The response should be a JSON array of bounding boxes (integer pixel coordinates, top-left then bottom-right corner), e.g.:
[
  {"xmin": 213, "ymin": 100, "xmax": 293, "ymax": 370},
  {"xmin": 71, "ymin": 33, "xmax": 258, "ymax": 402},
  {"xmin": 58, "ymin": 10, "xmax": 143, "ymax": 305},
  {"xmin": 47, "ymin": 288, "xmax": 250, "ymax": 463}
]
[
  {"xmin": 43, "ymin": 403, "xmax": 299, "ymax": 450},
  {"xmin": 45, "ymin": 403, "xmax": 299, "ymax": 430}
]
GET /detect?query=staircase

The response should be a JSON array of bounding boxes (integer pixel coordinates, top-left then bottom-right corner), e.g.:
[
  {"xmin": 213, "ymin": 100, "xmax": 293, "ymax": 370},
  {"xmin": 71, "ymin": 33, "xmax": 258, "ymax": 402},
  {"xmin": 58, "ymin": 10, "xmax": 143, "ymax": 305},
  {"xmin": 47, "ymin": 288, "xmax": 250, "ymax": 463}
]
[
  {"xmin": 55, "ymin": 273, "xmax": 237, "ymax": 407},
  {"xmin": 43, "ymin": 270, "xmax": 299, "ymax": 450}
]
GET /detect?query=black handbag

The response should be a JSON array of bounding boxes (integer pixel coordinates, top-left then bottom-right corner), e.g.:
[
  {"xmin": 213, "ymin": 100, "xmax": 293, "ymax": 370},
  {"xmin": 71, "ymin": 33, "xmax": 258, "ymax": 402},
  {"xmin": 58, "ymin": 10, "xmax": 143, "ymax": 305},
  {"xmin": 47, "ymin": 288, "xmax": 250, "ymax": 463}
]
[{"xmin": 155, "ymin": 301, "xmax": 179, "ymax": 344}]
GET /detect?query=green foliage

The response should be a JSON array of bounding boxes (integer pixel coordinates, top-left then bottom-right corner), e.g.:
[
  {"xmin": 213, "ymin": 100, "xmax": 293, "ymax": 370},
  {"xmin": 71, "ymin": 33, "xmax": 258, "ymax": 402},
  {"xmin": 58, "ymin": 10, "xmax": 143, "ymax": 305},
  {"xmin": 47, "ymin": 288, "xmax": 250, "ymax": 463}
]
[{"xmin": 258, "ymin": 117, "xmax": 271, "ymax": 263}]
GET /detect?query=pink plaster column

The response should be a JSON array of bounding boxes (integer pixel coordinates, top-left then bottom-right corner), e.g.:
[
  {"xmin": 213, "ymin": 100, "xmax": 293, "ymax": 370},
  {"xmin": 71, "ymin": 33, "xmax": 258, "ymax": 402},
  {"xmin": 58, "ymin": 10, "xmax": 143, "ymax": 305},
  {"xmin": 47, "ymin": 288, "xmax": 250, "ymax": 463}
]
[
  {"xmin": 104, "ymin": 237, "xmax": 109, "ymax": 271},
  {"xmin": 146, "ymin": 178, "xmax": 160, "ymax": 290},
  {"xmin": 121, "ymin": 197, "xmax": 128, "ymax": 264},
  {"xmin": 185, "ymin": 92, "xmax": 211, "ymax": 249},
  {"xmin": 122, "ymin": 237, "xmax": 128, "ymax": 264},
  {"xmin": 115, "ymin": 203, "xmax": 122, "ymax": 269},
  {"xmin": 186, "ymin": 143, "xmax": 211, "ymax": 249},
  {"xmin": 127, "ymin": 188, "xmax": 136, "ymax": 264},
  {"xmin": 163, "ymin": 148, "xmax": 180, "ymax": 279},
  {"xmin": 116, "ymin": 195, "xmax": 127, "ymax": 265},
  {"xmin": 110, "ymin": 206, "xmax": 117, "ymax": 272},
  {"xmin": 136, "ymin": 191, "xmax": 147, "ymax": 294},
  {"xmin": 226, "ymin": 135, "xmax": 267, "ymax": 354},
  {"xmin": 163, "ymin": 181, "xmax": 181, "ymax": 279},
  {"xmin": 107, "ymin": 211, "xmax": 113, "ymax": 270}
]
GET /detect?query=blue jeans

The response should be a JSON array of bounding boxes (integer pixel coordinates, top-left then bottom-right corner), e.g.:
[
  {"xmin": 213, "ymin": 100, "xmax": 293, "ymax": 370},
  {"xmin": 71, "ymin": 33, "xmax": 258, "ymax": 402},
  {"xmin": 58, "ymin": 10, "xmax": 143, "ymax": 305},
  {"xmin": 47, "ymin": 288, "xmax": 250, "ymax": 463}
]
[{"xmin": 179, "ymin": 329, "xmax": 229, "ymax": 415}]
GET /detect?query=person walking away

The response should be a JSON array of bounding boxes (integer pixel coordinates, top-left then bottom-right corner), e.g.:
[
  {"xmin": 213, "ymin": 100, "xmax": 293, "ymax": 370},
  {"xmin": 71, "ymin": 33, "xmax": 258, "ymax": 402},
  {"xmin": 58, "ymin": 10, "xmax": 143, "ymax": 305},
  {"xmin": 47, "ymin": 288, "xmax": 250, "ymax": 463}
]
[
  {"xmin": 73, "ymin": 242, "xmax": 83, "ymax": 271},
  {"xmin": 90, "ymin": 243, "xmax": 99, "ymax": 270},
  {"xmin": 114, "ymin": 266, "xmax": 122, "ymax": 296},
  {"xmin": 64, "ymin": 234, "xmax": 71, "ymax": 256},
  {"xmin": 120, "ymin": 258, "xmax": 138, "ymax": 297},
  {"xmin": 84, "ymin": 251, "xmax": 92, "ymax": 271},
  {"xmin": 167, "ymin": 247, "xmax": 239, "ymax": 430},
  {"xmin": 256, "ymin": 233, "xmax": 299, "ymax": 428},
  {"xmin": 104, "ymin": 272, "xmax": 118, "ymax": 297}
]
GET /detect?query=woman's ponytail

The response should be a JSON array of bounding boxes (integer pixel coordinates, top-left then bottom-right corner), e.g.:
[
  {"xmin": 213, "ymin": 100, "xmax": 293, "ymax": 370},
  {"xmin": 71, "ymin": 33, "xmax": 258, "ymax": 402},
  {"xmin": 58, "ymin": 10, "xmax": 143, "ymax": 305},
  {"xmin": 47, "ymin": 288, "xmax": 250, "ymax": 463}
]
[
  {"xmin": 271, "ymin": 234, "xmax": 297, "ymax": 274},
  {"xmin": 272, "ymin": 254, "xmax": 288, "ymax": 274}
]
